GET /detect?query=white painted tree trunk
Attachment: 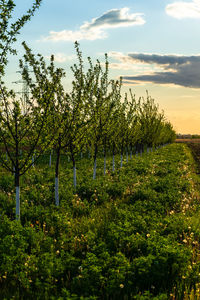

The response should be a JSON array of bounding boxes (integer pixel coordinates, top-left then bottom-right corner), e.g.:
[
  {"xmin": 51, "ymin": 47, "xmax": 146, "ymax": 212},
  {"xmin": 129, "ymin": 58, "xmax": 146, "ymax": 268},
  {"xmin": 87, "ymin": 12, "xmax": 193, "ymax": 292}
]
[
  {"xmin": 16, "ymin": 186, "xmax": 20, "ymax": 220},
  {"xmin": 120, "ymin": 154, "xmax": 123, "ymax": 168},
  {"xmin": 88, "ymin": 151, "xmax": 90, "ymax": 159},
  {"xmin": 68, "ymin": 156, "xmax": 70, "ymax": 162},
  {"xmin": 126, "ymin": 151, "xmax": 128, "ymax": 163},
  {"xmin": 112, "ymin": 154, "xmax": 115, "ymax": 172},
  {"xmin": 55, "ymin": 177, "xmax": 59, "ymax": 206},
  {"xmin": 73, "ymin": 165, "xmax": 76, "ymax": 188},
  {"xmin": 6, "ymin": 152, "xmax": 7, "ymax": 160},
  {"xmin": 80, "ymin": 152, "xmax": 83, "ymax": 159},
  {"xmin": 32, "ymin": 155, "xmax": 34, "ymax": 167},
  {"xmin": 93, "ymin": 159, "xmax": 97, "ymax": 179}
]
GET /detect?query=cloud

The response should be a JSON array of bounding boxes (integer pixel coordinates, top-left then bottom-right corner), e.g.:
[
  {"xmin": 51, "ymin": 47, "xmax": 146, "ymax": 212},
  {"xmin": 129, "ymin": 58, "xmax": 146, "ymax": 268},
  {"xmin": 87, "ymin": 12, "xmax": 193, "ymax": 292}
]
[
  {"xmin": 42, "ymin": 8, "xmax": 145, "ymax": 42},
  {"xmin": 110, "ymin": 52, "xmax": 200, "ymax": 88},
  {"xmin": 107, "ymin": 51, "xmax": 168, "ymax": 72},
  {"xmin": 45, "ymin": 53, "xmax": 76, "ymax": 63},
  {"xmin": 166, "ymin": 0, "xmax": 200, "ymax": 19}
]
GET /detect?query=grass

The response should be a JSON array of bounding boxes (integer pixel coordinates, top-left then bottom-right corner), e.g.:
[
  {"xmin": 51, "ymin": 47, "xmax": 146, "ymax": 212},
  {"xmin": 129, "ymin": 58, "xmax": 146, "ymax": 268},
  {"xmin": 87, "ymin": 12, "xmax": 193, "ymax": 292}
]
[{"xmin": 0, "ymin": 143, "xmax": 200, "ymax": 299}]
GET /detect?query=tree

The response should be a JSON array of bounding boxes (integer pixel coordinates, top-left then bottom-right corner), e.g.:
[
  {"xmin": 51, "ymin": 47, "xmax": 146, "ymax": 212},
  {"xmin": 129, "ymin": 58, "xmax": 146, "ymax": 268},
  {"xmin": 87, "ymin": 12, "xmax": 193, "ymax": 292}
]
[
  {"xmin": 0, "ymin": 0, "xmax": 42, "ymax": 76},
  {"xmin": 138, "ymin": 91, "xmax": 164, "ymax": 150},
  {"xmin": 0, "ymin": 42, "xmax": 64, "ymax": 220},
  {"xmin": 0, "ymin": 0, "xmax": 43, "ymax": 220},
  {"xmin": 86, "ymin": 56, "xmax": 121, "ymax": 179}
]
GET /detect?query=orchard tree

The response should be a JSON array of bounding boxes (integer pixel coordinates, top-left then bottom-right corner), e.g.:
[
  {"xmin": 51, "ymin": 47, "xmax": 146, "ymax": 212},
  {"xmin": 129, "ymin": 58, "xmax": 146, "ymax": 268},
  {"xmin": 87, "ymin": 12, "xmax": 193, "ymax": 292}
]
[
  {"xmin": 117, "ymin": 95, "xmax": 129, "ymax": 167},
  {"xmin": 65, "ymin": 44, "xmax": 92, "ymax": 190},
  {"xmin": 0, "ymin": 43, "xmax": 64, "ymax": 220},
  {"xmin": 0, "ymin": 0, "xmax": 43, "ymax": 220},
  {"xmin": 21, "ymin": 43, "xmax": 68, "ymax": 207},
  {"xmin": 138, "ymin": 92, "xmax": 164, "ymax": 150},
  {"xmin": 0, "ymin": 0, "xmax": 42, "ymax": 76},
  {"xmin": 100, "ymin": 79, "xmax": 122, "ymax": 175},
  {"xmin": 86, "ymin": 56, "xmax": 121, "ymax": 179},
  {"xmin": 127, "ymin": 89, "xmax": 141, "ymax": 158}
]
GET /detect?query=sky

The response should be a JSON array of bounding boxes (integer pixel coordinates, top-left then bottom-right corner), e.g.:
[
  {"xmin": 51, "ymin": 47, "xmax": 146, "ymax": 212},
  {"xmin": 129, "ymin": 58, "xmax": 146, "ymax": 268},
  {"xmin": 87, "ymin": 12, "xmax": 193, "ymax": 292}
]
[{"xmin": 5, "ymin": 0, "xmax": 200, "ymax": 134}]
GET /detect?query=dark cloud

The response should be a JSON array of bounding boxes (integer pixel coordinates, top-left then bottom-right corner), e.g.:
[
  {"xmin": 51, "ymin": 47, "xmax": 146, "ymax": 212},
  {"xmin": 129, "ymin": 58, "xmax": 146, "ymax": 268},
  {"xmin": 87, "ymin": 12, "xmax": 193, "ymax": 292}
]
[
  {"xmin": 122, "ymin": 53, "xmax": 200, "ymax": 88},
  {"xmin": 81, "ymin": 8, "xmax": 145, "ymax": 30},
  {"xmin": 128, "ymin": 54, "xmax": 199, "ymax": 67}
]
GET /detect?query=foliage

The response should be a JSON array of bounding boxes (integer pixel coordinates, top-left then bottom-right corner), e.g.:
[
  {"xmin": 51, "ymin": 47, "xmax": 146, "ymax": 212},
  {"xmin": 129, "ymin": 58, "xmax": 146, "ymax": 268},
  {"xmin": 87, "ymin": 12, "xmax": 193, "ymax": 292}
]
[{"xmin": 0, "ymin": 144, "xmax": 200, "ymax": 298}]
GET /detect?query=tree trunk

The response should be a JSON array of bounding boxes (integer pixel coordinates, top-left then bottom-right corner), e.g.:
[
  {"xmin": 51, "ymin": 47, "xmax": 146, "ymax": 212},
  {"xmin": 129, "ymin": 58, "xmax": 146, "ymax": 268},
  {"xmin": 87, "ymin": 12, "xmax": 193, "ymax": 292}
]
[
  {"xmin": 32, "ymin": 155, "xmax": 34, "ymax": 167},
  {"xmin": 55, "ymin": 147, "xmax": 60, "ymax": 206},
  {"xmin": 15, "ymin": 171, "xmax": 20, "ymax": 220},
  {"xmin": 72, "ymin": 155, "xmax": 76, "ymax": 189},
  {"xmin": 140, "ymin": 144, "xmax": 143, "ymax": 156},
  {"xmin": 112, "ymin": 144, "xmax": 115, "ymax": 172},
  {"xmin": 112, "ymin": 154, "xmax": 115, "ymax": 172},
  {"xmin": 93, "ymin": 144, "xmax": 98, "ymax": 179},
  {"xmin": 126, "ymin": 149, "xmax": 128, "ymax": 163},
  {"xmin": 120, "ymin": 155, "xmax": 123, "ymax": 168},
  {"xmin": 120, "ymin": 145, "xmax": 123, "ymax": 168},
  {"xmin": 130, "ymin": 147, "xmax": 132, "ymax": 159},
  {"xmin": 103, "ymin": 148, "xmax": 106, "ymax": 175},
  {"xmin": 49, "ymin": 152, "xmax": 51, "ymax": 167}
]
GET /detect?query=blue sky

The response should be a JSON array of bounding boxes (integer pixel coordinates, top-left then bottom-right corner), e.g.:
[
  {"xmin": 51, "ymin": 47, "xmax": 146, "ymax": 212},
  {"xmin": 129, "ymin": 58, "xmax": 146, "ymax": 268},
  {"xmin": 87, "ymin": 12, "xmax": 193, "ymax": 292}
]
[{"xmin": 5, "ymin": 0, "xmax": 200, "ymax": 133}]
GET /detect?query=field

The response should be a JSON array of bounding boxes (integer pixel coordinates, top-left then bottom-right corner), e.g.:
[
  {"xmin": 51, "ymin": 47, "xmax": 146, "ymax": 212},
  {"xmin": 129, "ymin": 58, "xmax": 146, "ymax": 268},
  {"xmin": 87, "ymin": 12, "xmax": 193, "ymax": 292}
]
[
  {"xmin": 176, "ymin": 139, "xmax": 200, "ymax": 143},
  {"xmin": 0, "ymin": 143, "xmax": 200, "ymax": 299}
]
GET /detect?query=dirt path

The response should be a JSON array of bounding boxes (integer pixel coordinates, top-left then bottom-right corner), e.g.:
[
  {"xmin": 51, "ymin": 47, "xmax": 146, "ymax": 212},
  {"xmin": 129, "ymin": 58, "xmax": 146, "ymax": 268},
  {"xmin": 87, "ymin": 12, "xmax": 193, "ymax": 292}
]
[{"xmin": 181, "ymin": 142, "xmax": 200, "ymax": 173}]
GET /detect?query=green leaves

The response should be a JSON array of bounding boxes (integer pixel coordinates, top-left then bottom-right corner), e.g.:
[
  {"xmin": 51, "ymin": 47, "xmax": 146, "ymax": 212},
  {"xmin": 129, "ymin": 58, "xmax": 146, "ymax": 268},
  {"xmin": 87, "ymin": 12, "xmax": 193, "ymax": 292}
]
[
  {"xmin": 0, "ymin": 143, "xmax": 198, "ymax": 298},
  {"xmin": 0, "ymin": 0, "xmax": 42, "ymax": 76}
]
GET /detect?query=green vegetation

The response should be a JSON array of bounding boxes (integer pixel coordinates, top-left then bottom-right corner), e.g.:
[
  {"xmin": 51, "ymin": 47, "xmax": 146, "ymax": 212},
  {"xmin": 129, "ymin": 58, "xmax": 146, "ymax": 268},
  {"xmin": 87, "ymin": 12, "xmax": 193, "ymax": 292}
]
[
  {"xmin": 1, "ymin": 2, "xmax": 199, "ymax": 299},
  {"xmin": 0, "ymin": 3, "xmax": 175, "ymax": 221},
  {"xmin": 0, "ymin": 40, "xmax": 176, "ymax": 219},
  {"xmin": 0, "ymin": 143, "xmax": 200, "ymax": 299}
]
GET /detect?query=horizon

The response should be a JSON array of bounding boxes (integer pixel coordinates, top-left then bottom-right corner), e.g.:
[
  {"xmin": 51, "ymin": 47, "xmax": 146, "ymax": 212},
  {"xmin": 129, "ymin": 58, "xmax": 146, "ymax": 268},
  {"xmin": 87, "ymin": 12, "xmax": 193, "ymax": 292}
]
[{"xmin": 4, "ymin": 0, "xmax": 200, "ymax": 134}]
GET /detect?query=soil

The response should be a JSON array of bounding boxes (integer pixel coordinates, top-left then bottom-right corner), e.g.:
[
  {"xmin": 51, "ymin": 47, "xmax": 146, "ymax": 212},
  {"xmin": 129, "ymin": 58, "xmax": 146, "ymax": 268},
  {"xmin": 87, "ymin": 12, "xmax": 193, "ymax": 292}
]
[{"xmin": 182, "ymin": 142, "xmax": 200, "ymax": 174}]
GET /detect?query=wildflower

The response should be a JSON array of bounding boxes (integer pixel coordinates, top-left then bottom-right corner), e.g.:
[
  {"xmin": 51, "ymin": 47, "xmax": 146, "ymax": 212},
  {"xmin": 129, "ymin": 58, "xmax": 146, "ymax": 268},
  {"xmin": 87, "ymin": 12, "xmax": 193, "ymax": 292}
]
[
  {"xmin": 120, "ymin": 284, "xmax": 124, "ymax": 289},
  {"xmin": 146, "ymin": 233, "xmax": 150, "ymax": 238}
]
